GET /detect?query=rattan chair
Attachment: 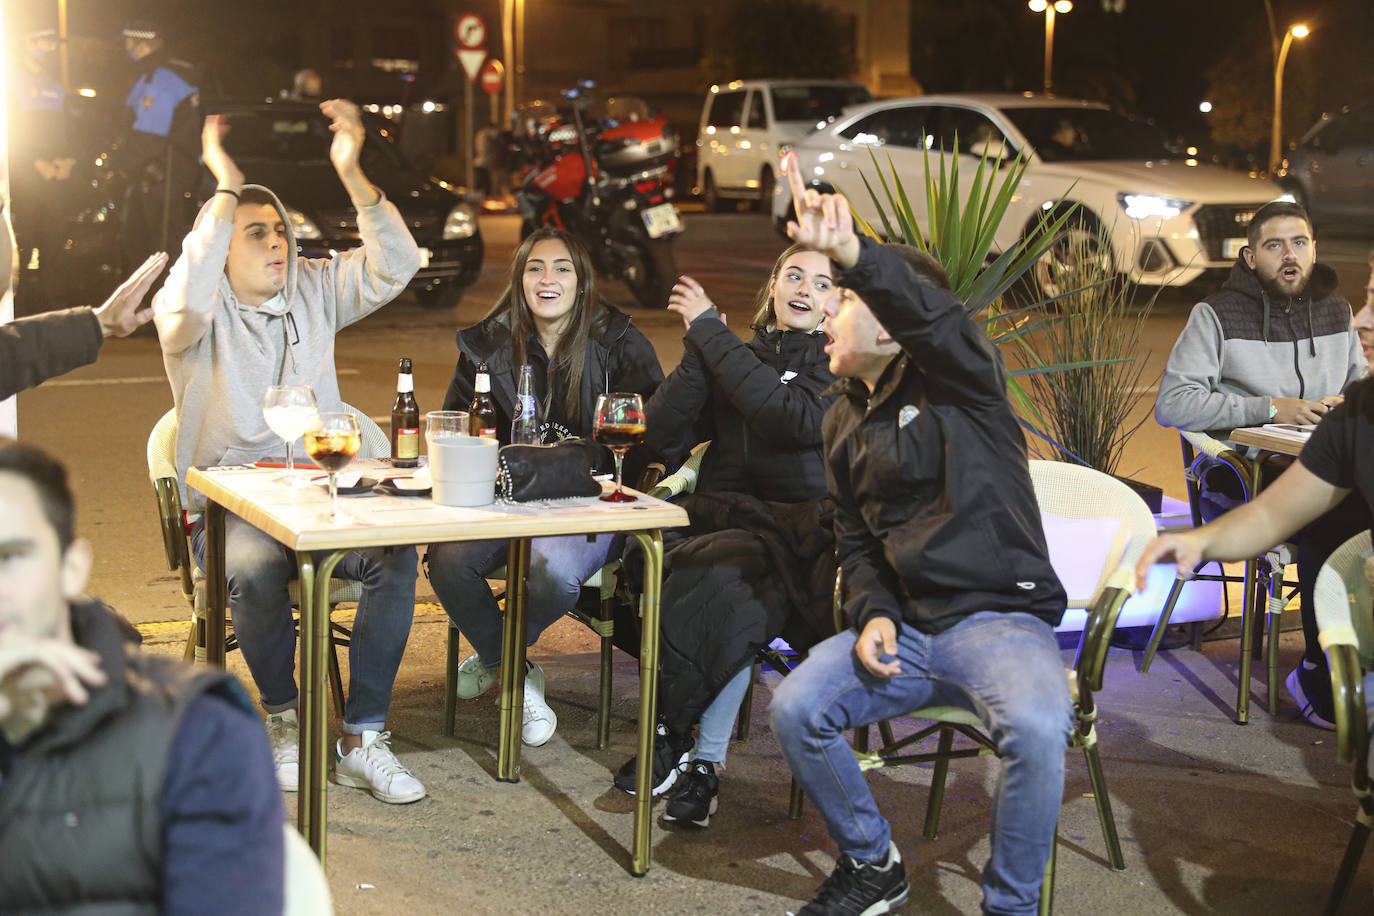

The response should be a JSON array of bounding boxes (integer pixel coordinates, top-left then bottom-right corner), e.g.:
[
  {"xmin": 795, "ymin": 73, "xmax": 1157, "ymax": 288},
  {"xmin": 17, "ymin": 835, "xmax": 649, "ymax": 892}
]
[
  {"xmin": 147, "ymin": 405, "xmax": 382, "ymax": 712},
  {"xmin": 1139, "ymin": 429, "xmax": 1297, "ymax": 723},
  {"xmin": 1313, "ymin": 529, "xmax": 1374, "ymax": 914}
]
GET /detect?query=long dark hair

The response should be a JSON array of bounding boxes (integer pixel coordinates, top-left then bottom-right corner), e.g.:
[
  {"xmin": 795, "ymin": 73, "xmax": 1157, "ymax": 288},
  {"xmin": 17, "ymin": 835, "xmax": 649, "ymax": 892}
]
[{"xmin": 488, "ymin": 227, "xmax": 604, "ymax": 423}]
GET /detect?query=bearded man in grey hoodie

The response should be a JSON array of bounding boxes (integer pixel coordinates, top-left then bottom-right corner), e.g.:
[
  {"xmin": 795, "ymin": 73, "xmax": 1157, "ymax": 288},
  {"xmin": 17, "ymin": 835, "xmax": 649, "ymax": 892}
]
[
  {"xmin": 153, "ymin": 99, "xmax": 426, "ymax": 803},
  {"xmin": 1155, "ymin": 200, "xmax": 1368, "ymax": 731}
]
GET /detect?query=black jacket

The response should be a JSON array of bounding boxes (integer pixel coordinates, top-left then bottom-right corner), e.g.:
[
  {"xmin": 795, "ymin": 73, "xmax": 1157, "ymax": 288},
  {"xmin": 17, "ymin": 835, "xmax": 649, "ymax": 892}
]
[
  {"xmin": 824, "ymin": 237, "xmax": 1067, "ymax": 634},
  {"xmin": 442, "ymin": 303, "xmax": 663, "ymax": 471},
  {"xmin": 646, "ymin": 312, "xmax": 836, "ymax": 503},
  {"xmin": 0, "ymin": 307, "xmax": 104, "ymax": 400}
]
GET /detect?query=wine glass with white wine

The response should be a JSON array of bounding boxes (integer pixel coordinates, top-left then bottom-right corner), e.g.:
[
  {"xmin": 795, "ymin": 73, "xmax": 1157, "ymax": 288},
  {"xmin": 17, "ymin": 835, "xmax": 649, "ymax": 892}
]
[{"xmin": 263, "ymin": 385, "xmax": 317, "ymax": 486}]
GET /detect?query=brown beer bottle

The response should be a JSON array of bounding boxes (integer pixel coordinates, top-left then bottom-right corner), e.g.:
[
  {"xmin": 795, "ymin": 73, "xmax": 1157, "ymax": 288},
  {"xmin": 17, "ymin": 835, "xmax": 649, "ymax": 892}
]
[
  {"xmin": 390, "ymin": 357, "xmax": 420, "ymax": 467},
  {"xmin": 469, "ymin": 361, "xmax": 498, "ymax": 439}
]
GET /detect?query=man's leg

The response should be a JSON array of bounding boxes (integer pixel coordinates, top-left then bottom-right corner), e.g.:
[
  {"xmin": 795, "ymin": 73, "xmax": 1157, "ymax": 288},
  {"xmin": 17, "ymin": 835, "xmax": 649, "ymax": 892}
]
[
  {"xmin": 928, "ymin": 611, "xmax": 1073, "ymax": 916},
  {"xmin": 192, "ymin": 514, "xmax": 297, "ymax": 709},
  {"xmin": 333, "ymin": 546, "xmax": 420, "ymax": 734}
]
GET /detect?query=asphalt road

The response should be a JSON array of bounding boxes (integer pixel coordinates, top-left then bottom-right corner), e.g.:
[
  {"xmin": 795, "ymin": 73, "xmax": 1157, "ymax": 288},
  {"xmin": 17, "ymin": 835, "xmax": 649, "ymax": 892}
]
[{"xmin": 13, "ymin": 209, "xmax": 1373, "ymax": 624}]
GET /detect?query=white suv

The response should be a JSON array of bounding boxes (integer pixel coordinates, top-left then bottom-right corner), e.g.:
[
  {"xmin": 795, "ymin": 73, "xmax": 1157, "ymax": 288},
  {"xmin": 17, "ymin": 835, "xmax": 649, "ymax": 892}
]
[
  {"xmin": 697, "ymin": 79, "xmax": 871, "ymax": 212},
  {"xmin": 772, "ymin": 93, "xmax": 1285, "ymax": 293}
]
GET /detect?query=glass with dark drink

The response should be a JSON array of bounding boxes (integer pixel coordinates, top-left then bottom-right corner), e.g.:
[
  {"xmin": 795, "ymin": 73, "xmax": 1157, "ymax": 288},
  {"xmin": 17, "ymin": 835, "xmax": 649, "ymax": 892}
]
[
  {"xmin": 593, "ymin": 392, "xmax": 646, "ymax": 502},
  {"xmin": 304, "ymin": 411, "xmax": 362, "ymax": 524}
]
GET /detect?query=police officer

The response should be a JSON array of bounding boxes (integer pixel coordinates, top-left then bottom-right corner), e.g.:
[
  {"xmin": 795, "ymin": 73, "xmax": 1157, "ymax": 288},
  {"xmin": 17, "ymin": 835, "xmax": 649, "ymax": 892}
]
[{"xmin": 119, "ymin": 20, "xmax": 199, "ymax": 266}]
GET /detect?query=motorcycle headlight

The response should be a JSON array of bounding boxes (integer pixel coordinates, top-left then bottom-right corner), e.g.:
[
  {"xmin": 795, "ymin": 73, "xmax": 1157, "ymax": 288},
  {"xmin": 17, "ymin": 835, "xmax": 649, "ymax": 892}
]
[
  {"xmin": 442, "ymin": 203, "xmax": 477, "ymax": 240},
  {"xmin": 1117, "ymin": 193, "xmax": 1192, "ymax": 220},
  {"xmin": 286, "ymin": 207, "xmax": 321, "ymax": 240}
]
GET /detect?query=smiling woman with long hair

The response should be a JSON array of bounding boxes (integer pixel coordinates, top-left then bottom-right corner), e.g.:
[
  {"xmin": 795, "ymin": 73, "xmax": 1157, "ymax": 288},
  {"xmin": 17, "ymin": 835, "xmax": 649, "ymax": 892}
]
[{"xmin": 425, "ymin": 228, "xmax": 662, "ymax": 748}]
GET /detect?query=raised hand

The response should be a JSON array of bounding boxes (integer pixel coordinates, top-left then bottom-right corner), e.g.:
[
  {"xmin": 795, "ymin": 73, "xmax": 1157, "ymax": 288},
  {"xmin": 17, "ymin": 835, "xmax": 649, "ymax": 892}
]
[
  {"xmin": 782, "ymin": 150, "xmax": 860, "ymax": 269},
  {"xmin": 321, "ymin": 98, "xmax": 366, "ymax": 174},
  {"xmin": 201, "ymin": 114, "xmax": 244, "ymax": 190},
  {"xmin": 94, "ymin": 252, "xmax": 169, "ymax": 337},
  {"xmin": 666, "ymin": 275, "xmax": 722, "ymax": 330}
]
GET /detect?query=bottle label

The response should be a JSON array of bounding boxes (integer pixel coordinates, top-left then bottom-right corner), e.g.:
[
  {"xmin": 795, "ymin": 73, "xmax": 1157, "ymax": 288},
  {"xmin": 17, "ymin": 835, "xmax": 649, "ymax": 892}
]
[
  {"xmin": 478, "ymin": 427, "xmax": 497, "ymax": 439},
  {"xmin": 396, "ymin": 373, "xmax": 414, "ymax": 393},
  {"xmin": 517, "ymin": 393, "xmax": 537, "ymax": 420},
  {"xmin": 395, "ymin": 430, "xmax": 419, "ymax": 458}
]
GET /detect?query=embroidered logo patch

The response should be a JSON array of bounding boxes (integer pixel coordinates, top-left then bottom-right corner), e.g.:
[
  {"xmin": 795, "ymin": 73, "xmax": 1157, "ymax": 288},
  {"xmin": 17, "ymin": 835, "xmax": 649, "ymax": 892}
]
[
  {"xmin": 898, "ymin": 405, "xmax": 919, "ymax": 428},
  {"xmin": 1017, "ymin": 581, "xmax": 1036, "ymax": 590},
  {"xmin": 780, "ymin": 370, "xmax": 797, "ymax": 384}
]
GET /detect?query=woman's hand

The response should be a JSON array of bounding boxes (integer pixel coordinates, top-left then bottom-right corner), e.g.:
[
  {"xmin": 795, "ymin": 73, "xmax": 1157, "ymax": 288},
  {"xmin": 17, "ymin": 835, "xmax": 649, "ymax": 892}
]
[
  {"xmin": 201, "ymin": 115, "xmax": 244, "ymax": 191},
  {"xmin": 667, "ymin": 275, "xmax": 722, "ymax": 330}
]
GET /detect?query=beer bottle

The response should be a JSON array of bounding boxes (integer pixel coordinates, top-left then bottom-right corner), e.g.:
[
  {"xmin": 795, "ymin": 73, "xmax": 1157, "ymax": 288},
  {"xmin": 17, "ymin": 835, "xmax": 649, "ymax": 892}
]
[
  {"xmin": 469, "ymin": 361, "xmax": 499, "ymax": 439},
  {"xmin": 390, "ymin": 357, "xmax": 420, "ymax": 468},
  {"xmin": 511, "ymin": 363, "xmax": 541, "ymax": 445}
]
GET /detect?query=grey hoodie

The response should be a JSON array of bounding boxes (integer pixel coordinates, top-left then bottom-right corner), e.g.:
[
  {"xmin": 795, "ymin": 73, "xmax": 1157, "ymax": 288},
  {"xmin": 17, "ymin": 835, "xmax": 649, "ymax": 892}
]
[
  {"xmin": 154, "ymin": 184, "xmax": 420, "ymax": 507},
  {"xmin": 1154, "ymin": 258, "xmax": 1364, "ymax": 440}
]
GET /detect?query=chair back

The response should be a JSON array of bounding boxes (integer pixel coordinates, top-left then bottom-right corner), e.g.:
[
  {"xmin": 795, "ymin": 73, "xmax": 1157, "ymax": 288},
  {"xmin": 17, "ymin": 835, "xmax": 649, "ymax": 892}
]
[
  {"xmin": 340, "ymin": 402, "xmax": 388, "ymax": 460},
  {"xmin": 282, "ymin": 824, "xmax": 335, "ymax": 915},
  {"xmin": 1315, "ymin": 529, "xmax": 1374, "ymax": 676},
  {"xmin": 147, "ymin": 409, "xmax": 193, "ymax": 595},
  {"xmin": 1028, "ymin": 460, "xmax": 1156, "ymax": 691}
]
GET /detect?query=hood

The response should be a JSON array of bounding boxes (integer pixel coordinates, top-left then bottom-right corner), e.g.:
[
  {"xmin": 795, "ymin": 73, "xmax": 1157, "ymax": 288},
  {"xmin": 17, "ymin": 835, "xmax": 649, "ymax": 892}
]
[
  {"xmin": 1031, "ymin": 158, "xmax": 1280, "ymax": 202},
  {"xmin": 1216, "ymin": 257, "xmax": 1341, "ymax": 350},
  {"xmin": 188, "ymin": 182, "xmax": 298, "ymax": 316}
]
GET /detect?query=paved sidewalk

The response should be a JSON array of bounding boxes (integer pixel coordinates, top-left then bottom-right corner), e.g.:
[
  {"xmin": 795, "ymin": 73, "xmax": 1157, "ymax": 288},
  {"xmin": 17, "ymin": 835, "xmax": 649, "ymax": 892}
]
[{"xmin": 139, "ymin": 608, "xmax": 1373, "ymax": 915}]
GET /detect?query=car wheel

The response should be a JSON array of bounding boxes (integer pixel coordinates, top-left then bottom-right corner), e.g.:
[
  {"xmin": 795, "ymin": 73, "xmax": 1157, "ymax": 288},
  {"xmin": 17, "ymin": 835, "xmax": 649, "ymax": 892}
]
[
  {"xmin": 1029, "ymin": 211, "xmax": 1113, "ymax": 304},
  {"xmin": 754, "ymin": 167, "xmax": 775, "ymax": 213},
  {"xmin": 415, "ymin": 283, "xmax": 466, "ymax": 310},
  {"xmin": 702, "ymin": 170, "xmax": 729, "ymax": 213}
]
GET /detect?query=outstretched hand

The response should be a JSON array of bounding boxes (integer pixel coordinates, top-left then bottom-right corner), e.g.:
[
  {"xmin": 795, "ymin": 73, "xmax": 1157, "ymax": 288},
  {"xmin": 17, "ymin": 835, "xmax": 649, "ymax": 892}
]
[
  {"xmin": 782, "ymin": 151, "xmax": 860, "ymax": 269},
  {"xmin": 321, "ymin": 98, "xmax": 366, "ymax": 174},
  {"xmin": 1134, "ymin": 532, "xmax": 1204, "ymax": 592},
  {"xmin": 94, "ymin": 252, "xmax": 168, "ymax": 337},
  {"xmin": 666, "ymin": 276, "xmax": 722, "ymax": 330},
  {"xmin": 201, "ymin": 114, "xmax": 243, "ymax": 190}
]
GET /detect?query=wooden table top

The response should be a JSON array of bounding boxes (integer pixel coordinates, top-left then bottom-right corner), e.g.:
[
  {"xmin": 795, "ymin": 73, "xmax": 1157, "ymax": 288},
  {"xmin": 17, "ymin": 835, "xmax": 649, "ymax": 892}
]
[
  {"xmin": 186, "ymin": 464, "xmax": 689, "ymax": 552},
  {"xmin": 1228, "ymin": 425, "xmax": 1312, "ymax": 457}
]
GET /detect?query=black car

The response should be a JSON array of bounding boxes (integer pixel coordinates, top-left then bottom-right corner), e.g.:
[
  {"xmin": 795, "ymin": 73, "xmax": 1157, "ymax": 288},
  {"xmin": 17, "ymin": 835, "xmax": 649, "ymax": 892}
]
[
  {"xmin": 1279, "ymin": 100, "xmax": 1374, "ymax": 231},
  {"xmin": 211, "ymin": 99, "xmax": 482, "ymax": 308}
]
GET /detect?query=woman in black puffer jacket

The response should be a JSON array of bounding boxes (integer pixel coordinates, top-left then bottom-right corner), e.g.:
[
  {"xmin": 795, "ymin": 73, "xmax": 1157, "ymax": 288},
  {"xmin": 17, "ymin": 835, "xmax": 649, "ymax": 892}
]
[{"xmin": 613, "ymin": 244, "xmax": 838, "ymax": 826}]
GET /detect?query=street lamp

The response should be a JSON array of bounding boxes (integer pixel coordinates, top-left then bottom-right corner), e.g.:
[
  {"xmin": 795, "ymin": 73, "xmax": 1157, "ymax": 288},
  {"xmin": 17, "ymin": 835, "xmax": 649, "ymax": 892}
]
[
  {"xmin": 1270, "ymin": 23, "xmax": 1309, "ymax": 173},
  {"xmin": 1028, "ymin": 0, "xmax": 1073, "ymax": 95}
]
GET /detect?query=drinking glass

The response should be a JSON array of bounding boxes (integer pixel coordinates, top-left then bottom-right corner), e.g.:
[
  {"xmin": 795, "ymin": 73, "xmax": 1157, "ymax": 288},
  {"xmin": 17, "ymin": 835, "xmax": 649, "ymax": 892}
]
[
  {"xmin": 304, "ymin": 412, "xmax": 362, "ymax": 525},
  {"xmin": 262, "ymin": 385, "xmax": 317, "ymax": 486},
  {"xmin": 425, "ymin": 410, "xmax": 469, "ymax": 454},
  {"xmin": 592, "ymin": 392, "xmax": 646, "ymax": 503}
]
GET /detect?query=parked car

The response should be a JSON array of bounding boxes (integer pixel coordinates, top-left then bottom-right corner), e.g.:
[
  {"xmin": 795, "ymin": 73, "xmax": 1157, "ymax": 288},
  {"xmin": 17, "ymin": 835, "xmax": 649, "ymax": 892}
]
[
  {"xmin": 697, "ymin": 78, "xmax": 871, "ymax": 211},
  {"xmin": 1278, "ymin": 100, "xmax": 1374, "ymax": 231},
  {"xmin": 210, "ymin": 99, "xmax": 483, "ymax": 309},
  {"xmin": 772, "ymin": 93, "xmax": 1286, "ymax": 296}
]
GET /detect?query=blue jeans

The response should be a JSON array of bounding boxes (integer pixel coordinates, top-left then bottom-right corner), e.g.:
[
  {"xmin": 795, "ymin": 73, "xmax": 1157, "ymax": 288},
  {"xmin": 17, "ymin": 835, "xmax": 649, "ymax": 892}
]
[
  {"xmin": 693, "ymin": 664, "xmax": 753, "ymax": 764},
  {"xmin": 424, "ymin": 534, "xmax": 623, "ymax": 666},
  {"xmin": 192, "ymin": 514, "xmax": 419, "ymax": 734},
  {"xmin": 770, "ymin": 612, "xmax": 1073, "ymax": 916}
]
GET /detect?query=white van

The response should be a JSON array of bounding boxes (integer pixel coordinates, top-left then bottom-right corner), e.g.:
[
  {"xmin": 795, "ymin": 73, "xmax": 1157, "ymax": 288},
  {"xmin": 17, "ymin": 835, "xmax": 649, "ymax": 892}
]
[{"xmin": 696, "ymin": 79, "xmax": 871, "ymax": 211}]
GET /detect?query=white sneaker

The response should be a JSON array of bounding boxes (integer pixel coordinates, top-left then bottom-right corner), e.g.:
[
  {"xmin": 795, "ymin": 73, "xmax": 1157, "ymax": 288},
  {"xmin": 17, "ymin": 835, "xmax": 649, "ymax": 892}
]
[
  {"xmin": 334, "ymin": 730, "xmax": 426, "ymax": 804},
  {"xmin": 455, "ymin": 652, "xmax": 498, "ymax": 699},
  {"xmin": 522, "ymin": 662, "xmax": 558, "ymax": 747},
  {"xmin": 265, "ymin": 709, "xmax": 299, "ymax": 792}
]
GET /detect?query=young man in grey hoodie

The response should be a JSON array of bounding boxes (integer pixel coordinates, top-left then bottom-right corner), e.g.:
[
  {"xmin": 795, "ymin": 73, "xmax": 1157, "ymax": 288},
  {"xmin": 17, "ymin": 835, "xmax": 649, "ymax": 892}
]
[
  {"xmin": 154, "ymin": 99, "xmax": 425, "ymax": 803},
  {"xmin": 1155, "ymin": 200, "xmax": 1367, "ymax": 730}
]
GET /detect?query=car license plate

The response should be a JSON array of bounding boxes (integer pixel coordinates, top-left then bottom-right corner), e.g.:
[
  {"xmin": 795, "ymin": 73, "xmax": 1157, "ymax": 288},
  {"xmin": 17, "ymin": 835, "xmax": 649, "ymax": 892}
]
[
  {"xmin": 1222, "ymin": 238, "xmax": 1246, "ymax": 259},
  {"xmin": 417, "ymin": 247, "xmax": 431, "ymax": 268},
  {"xmin": 641, "ymin": 203, "xmax": 681, "ymax": 239}
]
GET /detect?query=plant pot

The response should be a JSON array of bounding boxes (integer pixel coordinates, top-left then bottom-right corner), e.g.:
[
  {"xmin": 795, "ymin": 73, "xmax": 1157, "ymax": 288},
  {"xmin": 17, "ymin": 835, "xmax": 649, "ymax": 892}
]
[{"xmin": 1114, "ymin": 475, "xmax": 1163, "ymax": 514}]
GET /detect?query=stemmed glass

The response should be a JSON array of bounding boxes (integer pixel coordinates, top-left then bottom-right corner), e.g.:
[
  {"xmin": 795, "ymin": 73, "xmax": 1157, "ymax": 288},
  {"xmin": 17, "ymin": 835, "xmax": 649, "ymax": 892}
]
[
  {"xmin": 304, "ymin": 412, "xmax": 361, "ymax": 525},
  {"xmin": 593, "ymin": 392, "xmax": 646, "ymax": 503},
  {"xmin": 263, "ymin": 385, "xmax": 317, "ymax": 486}
]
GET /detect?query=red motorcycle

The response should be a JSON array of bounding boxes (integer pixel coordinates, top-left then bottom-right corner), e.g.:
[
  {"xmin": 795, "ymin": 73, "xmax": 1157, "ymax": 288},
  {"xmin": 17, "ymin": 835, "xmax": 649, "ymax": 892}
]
[{"xmin": 513, "ymin": 86, "xmax": 681, "ymax": 309}]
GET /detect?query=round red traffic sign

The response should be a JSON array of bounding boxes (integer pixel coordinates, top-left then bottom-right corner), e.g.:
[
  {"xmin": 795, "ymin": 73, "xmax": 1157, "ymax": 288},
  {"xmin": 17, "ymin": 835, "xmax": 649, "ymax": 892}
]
[
  {"xmin": 455, "ymin": 13, "xmax": 485, "ymax": 49},
  {"xmin": 480, "ymin": 59, "xmax": 505, "ymax": 95}
]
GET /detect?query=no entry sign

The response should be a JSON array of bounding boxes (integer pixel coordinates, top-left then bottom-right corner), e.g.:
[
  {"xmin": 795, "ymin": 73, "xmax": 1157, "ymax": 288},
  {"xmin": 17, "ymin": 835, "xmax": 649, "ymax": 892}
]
[{"xmin": 480, "ymin": 59, "xmax": 505, "ymax": 95}]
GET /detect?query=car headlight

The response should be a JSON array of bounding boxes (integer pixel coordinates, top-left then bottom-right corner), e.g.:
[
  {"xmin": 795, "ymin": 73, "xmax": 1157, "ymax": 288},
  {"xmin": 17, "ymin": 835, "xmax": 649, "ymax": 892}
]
[
  {"xmin": 286, "ymin": 207, "xmax": 321, "ymax": 240},
  {"xmin": 442, "ymin": 203, "xmax": 477, "ymax": 240},
  {"xmin": 1117, "ymin": 193, "xmax": 1192, "ymax": 220}
]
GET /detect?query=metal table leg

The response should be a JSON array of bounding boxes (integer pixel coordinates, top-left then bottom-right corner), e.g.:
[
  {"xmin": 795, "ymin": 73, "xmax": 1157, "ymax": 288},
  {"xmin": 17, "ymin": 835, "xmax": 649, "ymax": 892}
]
[
  {"xmin": 204, "ymin": 501, "xmax": 227, "ymax": 667},
  {"xmin": 628, "ymin": 529, "xmax": 664, "ymax": 877},
  {"xmin": 296, "ymin": 548, "xmax": 348, "ymax": 863},
  {"xmin": 497, "ymin": 537, "xmax": 531, "ymax": 782}
]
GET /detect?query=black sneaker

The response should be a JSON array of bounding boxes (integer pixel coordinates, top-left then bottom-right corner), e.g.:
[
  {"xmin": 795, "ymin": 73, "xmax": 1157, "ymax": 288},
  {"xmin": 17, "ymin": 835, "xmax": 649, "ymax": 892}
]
[
  {"xmin": 663, "ymin": 760, "xmax": 719, "ymax": 827},
  {"xmin": 613, "ymin": 723, "xmax": 690, "ymax": 797},
  {"xmin": 796, "ymin": 841, "xmax": 909, "ymax": 916}
]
